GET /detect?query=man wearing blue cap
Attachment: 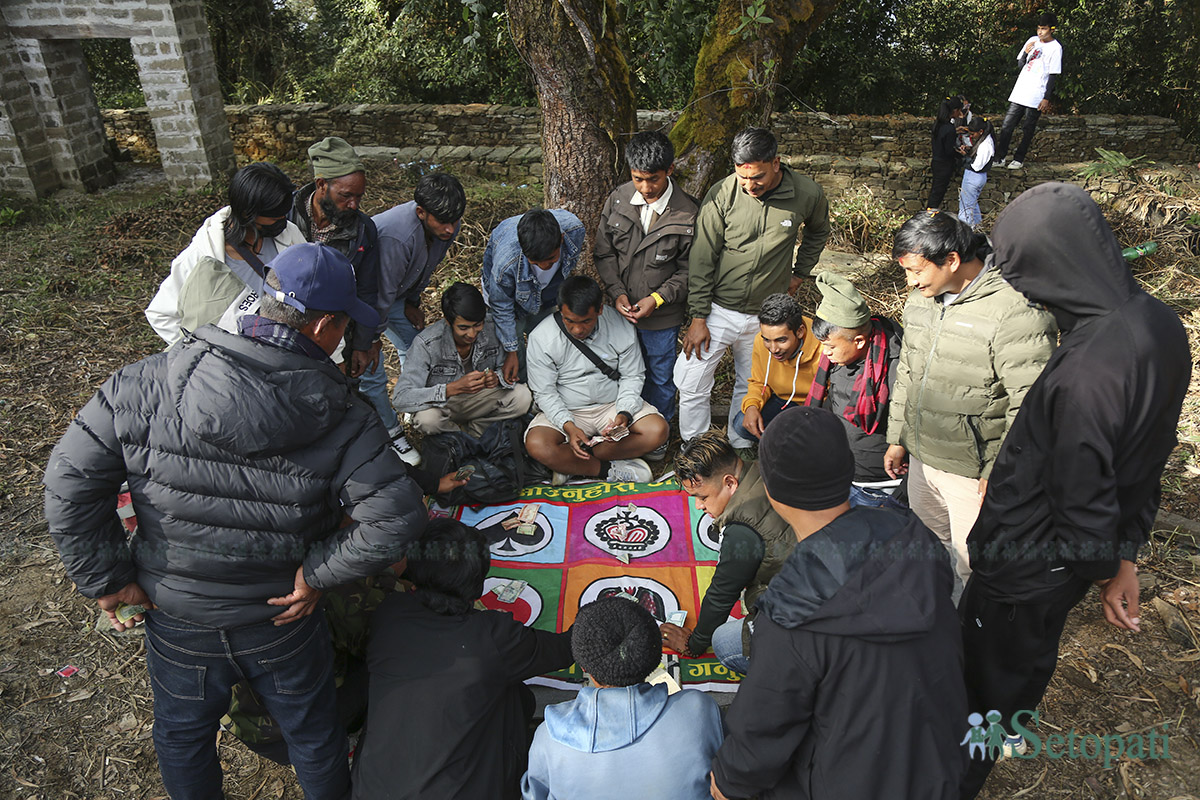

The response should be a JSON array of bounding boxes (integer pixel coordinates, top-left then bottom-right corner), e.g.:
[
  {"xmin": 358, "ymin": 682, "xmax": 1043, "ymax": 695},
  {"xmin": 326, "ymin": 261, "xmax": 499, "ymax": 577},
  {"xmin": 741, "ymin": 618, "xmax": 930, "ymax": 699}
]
[{"xmin": 44, "ymin": 243, "xmax": 428, "ymax": 800}]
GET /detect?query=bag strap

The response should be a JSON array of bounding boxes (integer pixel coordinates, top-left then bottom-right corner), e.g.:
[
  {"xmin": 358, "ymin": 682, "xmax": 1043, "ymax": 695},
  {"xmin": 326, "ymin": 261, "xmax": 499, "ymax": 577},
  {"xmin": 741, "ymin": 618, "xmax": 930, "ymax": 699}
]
[
  {"xmin": 233, "ymin": 242, "xmax": 270, "ymax": 279},
  {"xmin": 554, "ymin": 312, "xmax": 620, "ymax": 382}
]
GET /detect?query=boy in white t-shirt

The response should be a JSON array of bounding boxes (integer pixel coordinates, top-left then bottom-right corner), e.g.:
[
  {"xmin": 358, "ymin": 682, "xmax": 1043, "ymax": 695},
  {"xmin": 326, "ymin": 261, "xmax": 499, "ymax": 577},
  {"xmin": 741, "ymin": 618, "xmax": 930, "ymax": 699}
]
[{"xmin": 995, "ymin": 12, "xmax": 1063, "ymax": 170}]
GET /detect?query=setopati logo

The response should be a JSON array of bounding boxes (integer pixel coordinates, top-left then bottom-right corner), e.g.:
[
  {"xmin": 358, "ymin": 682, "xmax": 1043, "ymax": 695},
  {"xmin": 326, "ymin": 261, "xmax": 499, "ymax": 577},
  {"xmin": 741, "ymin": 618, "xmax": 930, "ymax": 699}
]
[{"xmin": 962, "ymin": 710, "xmax": 1171, "ymax": 769}]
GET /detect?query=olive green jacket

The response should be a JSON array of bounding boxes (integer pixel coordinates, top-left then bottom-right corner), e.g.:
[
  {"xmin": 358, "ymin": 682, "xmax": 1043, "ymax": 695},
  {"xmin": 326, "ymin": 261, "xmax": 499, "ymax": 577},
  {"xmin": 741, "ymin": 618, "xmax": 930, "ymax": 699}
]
[
  {"xmin": 717, "ymin": 462, "xmax": 796, "ymax": 615},
  {"xmin": 687, "ymin": 164, "xmax": 830, "ymax": 317},
  {"xmin": 887, "ymin": 265, "xmax": 1057, "ymax": 480}
]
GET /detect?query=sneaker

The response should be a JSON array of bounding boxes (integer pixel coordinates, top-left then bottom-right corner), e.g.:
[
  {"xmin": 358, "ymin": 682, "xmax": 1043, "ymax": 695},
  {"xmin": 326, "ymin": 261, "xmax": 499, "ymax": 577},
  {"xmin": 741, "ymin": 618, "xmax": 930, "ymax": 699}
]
[
  {"xmin": 644, "ymin": 442, "xmax": 669, "ymax": 462},
  {"xmin": 387, "ymin": 424, "xmax": 422, "ymax": 466},
  {"xmin": 1001, "ymin": 734, "xmax": 1028, "ymax": 759},
  {"xmin": 551, "ymin": 470, "xmax": 571, "ymax": 486},
  {"xmin": 1006, "ymin": 159, "xmax": 1024, "ymax": 170},
  {"xmin": 996, "ymin": 155, "xmax": 1009, "ymax": 167},
  {"xmin": 606, "ymin": 458, "xmax": 652, "ymax": 483}
]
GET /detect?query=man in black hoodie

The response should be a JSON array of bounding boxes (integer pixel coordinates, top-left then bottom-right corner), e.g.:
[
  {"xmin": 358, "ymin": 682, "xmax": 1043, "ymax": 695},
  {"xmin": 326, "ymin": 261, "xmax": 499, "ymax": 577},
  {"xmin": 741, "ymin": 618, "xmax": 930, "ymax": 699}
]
[
  {"xmin": 710, "ymin": 406, "xmax": 966, "ymax": 800},
  {"xmin": 960, "ymin": 183, "xmax": 1191, "ymax": 797}
]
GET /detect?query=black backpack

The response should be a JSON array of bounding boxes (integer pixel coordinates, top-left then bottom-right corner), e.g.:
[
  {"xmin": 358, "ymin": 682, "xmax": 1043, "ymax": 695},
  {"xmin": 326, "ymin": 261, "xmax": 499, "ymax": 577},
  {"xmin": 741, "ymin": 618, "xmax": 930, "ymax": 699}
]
[{"xmin": 421, "ymin": 416, "xmax": 550, "ymax": 506}]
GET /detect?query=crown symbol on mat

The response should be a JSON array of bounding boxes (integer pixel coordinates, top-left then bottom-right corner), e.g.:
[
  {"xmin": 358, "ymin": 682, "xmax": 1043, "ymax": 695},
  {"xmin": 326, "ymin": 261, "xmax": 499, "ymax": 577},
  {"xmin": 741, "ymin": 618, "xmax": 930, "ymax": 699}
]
[{"xmin": 598, "ymin": 510, "xmax": 660, "ymax": 552}]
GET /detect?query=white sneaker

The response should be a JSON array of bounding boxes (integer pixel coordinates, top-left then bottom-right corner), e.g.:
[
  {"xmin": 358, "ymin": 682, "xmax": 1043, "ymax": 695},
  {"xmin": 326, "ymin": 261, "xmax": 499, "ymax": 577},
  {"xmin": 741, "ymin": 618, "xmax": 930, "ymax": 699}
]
[
  {"xmin": 996, "ymin": 156, "xmax": 1009, "ymax": 167},
  {"xmin": 387, "ymin": 425, "xmax": 421, "ymax": 466},
  {"xmin": 1001, "ymin": 734, "xmax": 1028, "ymax": 759},
  {"xmin": 551, "ymin": 470, "xmax": 570, "ymax": 486},
  {"xmin": 606, "ymin": 458, "xmax": 652, "ymax": 483},
  {"xmin": 1006, "ymin": 160, "xmax": 1024, "ymax": 170}
]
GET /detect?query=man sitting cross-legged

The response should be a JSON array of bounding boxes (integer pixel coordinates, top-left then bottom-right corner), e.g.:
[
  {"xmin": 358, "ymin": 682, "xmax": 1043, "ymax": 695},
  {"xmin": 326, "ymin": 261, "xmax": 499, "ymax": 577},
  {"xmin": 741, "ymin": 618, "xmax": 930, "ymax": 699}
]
[
  {"xmin": 659, "ymin": 431, "xmax": 795, "ymax": 675},
  {"xmin": 392, "ymin": 281, "xmax": 533, "ymax": 438},
  {"xmin": 525, "ymin": 275, "xmax": 669, "ymax": 484}
]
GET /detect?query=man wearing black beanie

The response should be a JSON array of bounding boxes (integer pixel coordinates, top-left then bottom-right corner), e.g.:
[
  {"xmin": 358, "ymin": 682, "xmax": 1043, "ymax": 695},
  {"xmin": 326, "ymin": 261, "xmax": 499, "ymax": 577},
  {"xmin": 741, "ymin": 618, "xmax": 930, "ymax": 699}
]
[{"xmin": 710, "ymin": 406, "xmax": 968, "ymax": 800}]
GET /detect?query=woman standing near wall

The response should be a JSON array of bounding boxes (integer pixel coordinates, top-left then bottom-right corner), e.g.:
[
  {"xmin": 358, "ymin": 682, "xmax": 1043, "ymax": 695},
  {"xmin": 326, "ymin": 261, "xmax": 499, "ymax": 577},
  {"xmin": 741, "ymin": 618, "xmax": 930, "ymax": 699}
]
[{"xmin": 927, "ymin": 97, "xmax": 966, "ymax": 209}]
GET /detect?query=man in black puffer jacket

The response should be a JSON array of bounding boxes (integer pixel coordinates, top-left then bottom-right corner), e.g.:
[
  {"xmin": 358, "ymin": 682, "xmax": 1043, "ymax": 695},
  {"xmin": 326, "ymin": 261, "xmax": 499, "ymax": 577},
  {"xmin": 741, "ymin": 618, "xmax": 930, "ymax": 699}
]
[{"xmin": 44, "ymin": 243, "xmax": 426, "ymax": 800}]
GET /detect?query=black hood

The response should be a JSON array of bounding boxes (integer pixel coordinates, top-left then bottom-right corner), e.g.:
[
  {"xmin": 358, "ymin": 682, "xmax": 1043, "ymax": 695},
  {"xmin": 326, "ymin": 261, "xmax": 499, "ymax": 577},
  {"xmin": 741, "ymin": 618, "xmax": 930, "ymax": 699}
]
[
  {"xmin": 756, "ymin": 509, "xmax": 953, "ymax": 642},
  {"xmin": 992, "ymin": 182, "xmax": 1138, "ymax": 324}
]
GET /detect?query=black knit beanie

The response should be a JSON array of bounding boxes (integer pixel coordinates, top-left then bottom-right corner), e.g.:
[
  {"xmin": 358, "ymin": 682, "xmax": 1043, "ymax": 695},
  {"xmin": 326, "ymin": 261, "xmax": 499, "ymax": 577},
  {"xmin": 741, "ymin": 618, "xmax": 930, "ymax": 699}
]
[
  {"xmin": 572, "ymin": 597, "xmax": 662, "ymax": 687},
  {"xmin": 759, "ymin": 406, "xmax": 855, "ymax": 510}
]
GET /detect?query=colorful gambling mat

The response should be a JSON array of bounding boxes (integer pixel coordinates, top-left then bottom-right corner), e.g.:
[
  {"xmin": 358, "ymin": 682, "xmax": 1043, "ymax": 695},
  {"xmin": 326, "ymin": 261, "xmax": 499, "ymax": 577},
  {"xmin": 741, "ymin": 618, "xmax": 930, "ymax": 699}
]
[{"xmin": 438, "ymin": 478, "xmax": 745, "ymax": 691}]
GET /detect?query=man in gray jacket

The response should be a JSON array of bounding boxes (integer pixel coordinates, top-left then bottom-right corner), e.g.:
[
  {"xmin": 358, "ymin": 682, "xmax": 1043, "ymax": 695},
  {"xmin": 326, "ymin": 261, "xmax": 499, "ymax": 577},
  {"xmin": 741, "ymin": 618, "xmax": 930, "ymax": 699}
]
[
  {"xmin": 392, "ymin": 281, "xmax": 532, "ymax": 438},
  {"xmin": 525, "ymin": 276, "xmax": 669, "ymax": 484},
  {"xmin": 44, "ymin": 243, "xmax": 427, "ymax": 800}
]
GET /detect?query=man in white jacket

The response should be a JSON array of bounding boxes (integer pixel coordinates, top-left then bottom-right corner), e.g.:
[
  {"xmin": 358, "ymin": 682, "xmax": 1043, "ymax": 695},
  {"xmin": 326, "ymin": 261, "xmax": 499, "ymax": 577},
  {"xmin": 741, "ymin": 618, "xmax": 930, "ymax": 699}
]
[{"xmin": 146, "ymin": 163, "xmax": 306, "ymax": 346}]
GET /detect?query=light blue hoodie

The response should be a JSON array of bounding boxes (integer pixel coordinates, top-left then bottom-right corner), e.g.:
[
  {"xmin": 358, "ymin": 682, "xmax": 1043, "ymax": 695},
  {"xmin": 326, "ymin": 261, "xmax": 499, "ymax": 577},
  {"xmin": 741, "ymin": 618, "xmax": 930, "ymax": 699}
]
[{"xmin": 522, "ymin": 683, "xmax": 723, "ymax": 800}]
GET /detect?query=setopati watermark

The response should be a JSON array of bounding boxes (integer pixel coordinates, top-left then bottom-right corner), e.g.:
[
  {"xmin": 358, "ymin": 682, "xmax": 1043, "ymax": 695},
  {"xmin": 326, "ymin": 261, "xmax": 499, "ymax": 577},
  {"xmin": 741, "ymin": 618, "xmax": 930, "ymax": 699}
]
[{"xmin": 962, "ymin": 710, "xmax": 1171, "ymax": 769}]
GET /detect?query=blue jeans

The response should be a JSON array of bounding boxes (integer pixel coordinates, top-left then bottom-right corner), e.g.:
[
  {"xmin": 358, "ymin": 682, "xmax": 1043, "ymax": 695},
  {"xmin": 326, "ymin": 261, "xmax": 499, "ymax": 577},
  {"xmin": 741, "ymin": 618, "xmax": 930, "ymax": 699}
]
[
  {"xmin": 959, "ymin": 168, "xmax": 988, "ymax": 229},
  {"xmin": 711, "ymin": 618, "xmax": 750, "ymax": 675},
  {"xmin": 359, "ymin": 302, "xmax": 420, "ymax": 430},
  {"xmin": 144, "ymin": 610, "xmax": 348, "ymax": 800},
  {"xmin": 637, "ymin": 326, "xmax": 680, "ymax": 421},
  {"xmin": 849, "ymin": 483, "xmax": 906, "ymax": 510},
  {"xmin": 730, "ymin": 394, "xmax": 789, "ymax": 442}
]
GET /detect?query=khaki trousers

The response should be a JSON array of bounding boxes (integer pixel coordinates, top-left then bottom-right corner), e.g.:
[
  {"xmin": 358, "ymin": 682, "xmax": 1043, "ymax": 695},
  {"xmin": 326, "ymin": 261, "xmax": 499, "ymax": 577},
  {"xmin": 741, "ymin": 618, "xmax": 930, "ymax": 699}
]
[
  {"xmin": 907, "ymin": 457, "xmax": 982, "ymax": 585},
  {"xmin": 412, "ymin": 384, "xmax": 533, "ymax": 438}
]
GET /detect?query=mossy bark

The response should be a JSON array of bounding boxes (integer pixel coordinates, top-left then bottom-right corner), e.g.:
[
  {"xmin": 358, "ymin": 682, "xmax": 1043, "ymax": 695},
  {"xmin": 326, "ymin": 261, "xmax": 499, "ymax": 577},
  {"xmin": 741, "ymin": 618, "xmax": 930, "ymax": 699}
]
[
  {"xmin": 671, "ymin": 0, "xmax": 843, "ymax": 198},
  {"xmin": 507, "ymin": 0, "xmax": 637, "ymax": 275}
]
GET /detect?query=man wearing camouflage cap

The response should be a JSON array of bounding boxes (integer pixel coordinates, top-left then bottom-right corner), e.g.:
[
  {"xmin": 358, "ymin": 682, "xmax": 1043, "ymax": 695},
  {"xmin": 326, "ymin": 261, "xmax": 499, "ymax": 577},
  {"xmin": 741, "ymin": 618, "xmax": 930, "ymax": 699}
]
[{"xmin": 290, "ymin": 136, "xmax": 382, "ymax": 378}]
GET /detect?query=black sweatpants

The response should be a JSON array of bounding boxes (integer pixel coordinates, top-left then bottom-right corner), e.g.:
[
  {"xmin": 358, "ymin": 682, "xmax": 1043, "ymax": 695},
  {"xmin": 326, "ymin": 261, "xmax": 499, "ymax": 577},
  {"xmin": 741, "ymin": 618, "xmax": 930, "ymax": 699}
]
[
  {"xmin": 927, "ymin": 157, "xmax": 956, "ymax": 209},
  {"xmin": 957, "ymin": 574, "xmax": 1092, "ymax": 799}
]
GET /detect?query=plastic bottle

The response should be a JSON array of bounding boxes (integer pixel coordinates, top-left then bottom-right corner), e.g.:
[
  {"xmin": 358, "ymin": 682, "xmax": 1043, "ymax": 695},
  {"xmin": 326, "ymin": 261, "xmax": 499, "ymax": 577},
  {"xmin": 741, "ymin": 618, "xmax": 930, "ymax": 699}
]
[{"xmin": 1121, "ymin": 241, "xmax": 1158, "ymax": 260}]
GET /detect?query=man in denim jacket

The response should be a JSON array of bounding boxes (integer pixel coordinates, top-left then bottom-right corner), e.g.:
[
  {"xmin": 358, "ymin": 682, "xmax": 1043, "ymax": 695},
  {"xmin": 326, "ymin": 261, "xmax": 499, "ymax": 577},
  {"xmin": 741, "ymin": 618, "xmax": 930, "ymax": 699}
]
[
  {"xmin": 392, "ymin": 282, "xmax": 532, "ymax": 438},
  {"xmin": 482, "ymin": 208, "xmax": 586, "ymax": 382}
]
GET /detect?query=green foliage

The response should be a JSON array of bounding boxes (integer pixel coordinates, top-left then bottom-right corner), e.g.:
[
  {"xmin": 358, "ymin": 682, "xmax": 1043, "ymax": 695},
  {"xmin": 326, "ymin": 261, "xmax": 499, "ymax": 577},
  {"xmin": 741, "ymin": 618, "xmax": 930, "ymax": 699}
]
[
  {"xmin": 1077, "ymin": 147, "xmax": 1153, "ymax": 180},
  {"xmin": 828, "ymin": 186, "xmax": 907, "ymax": 254},
  {"xmin": 622, "ymin": 0, "xmax": 716, "ymax": 109},
  {"xmin": 0, "ymin": 207, "xmax": 25, "ymax": 228},
  {"xmin": 81, "ymin": 39, "xmax": 145, "ymax": 108},
  {"xmin": 730, "ymin": 0, "xmax": 772, "ymax": 39}
]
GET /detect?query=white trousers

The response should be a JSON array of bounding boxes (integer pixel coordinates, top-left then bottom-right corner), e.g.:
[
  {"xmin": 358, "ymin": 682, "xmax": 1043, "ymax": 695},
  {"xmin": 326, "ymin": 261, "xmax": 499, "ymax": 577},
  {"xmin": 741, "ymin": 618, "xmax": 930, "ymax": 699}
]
[{"xmin": 673, "ymin": 303, "xmax": 760, "ymax": 447}]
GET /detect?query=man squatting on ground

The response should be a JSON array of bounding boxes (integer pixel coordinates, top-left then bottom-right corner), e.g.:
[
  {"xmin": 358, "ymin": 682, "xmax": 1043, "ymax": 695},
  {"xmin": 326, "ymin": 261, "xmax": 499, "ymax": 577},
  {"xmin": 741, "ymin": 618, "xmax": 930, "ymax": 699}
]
[
  {"xmin": 806, "ymin": 271, "xmax": 905, "ymax": 507},
  {"xmin": 959, "ymin": 183, "xmax": 1191, "ymax": 798},
  {"xmin": 483, "ymin": 207, "xmax": 587, "ymax": 384},
  {"xmin": 675, "ymin": 126, "xmax": 830, "ymax": 448},
  {"xmin": 289, "ymin": 136, "xmax": 381, "ymax": 376},
  {"xmin": 661, "ymin": 431, "xmax": 795, "ymax": 675},
  {"xmin": 595, "ymin": 129, "xmax": 698, "ymax": 431},
  {"xmin": 711, "ymin": 406, "xmax": 966, "ymax": 800},
  {"xmin": 363, "ymin": 172, "xmax": 467, "ymax": 463},
  {"xmin": 524, "ymin": 275, "xmax": 669, "ymax": 484},
  {"xmin": 733, "ymin": 291, "xmax": 821, "ymax": 442},
  {"xmin": 145, "ymin": 162, "xmax": 306, "ymax": 347},
  {"xmin": 392, "ymin": 281, "xmax": 533, "ymax": 438},
  {"xmin": 45, "ymin": 243, "xmax": 427, "ymax": 800},
  {"xmin": 885, "ymin": 210, "xmax": 1057, "ymax": 585}
]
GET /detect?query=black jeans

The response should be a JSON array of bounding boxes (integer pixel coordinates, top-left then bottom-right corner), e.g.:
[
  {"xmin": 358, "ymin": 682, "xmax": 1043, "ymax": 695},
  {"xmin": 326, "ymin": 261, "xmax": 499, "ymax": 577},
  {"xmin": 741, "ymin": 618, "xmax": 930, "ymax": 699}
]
[
  {"xmin": 957, "ymin": 574, "xmax": 1091, "ymax": 799},
  {"xmin": 927, "ymin": 157, "xmax": 956, "ymax": 209},
  {"xmin": 995, "ymin": 101, "xmax": 1042, "ymax": 162}
]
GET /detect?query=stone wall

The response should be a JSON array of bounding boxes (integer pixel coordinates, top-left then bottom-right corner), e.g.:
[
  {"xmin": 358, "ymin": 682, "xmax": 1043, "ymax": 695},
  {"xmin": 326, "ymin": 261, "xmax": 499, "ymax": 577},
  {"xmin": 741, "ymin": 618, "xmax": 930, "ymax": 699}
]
[{"xmin": 100, "ymin": 102, "xmax": 1197, "ymax": 214}]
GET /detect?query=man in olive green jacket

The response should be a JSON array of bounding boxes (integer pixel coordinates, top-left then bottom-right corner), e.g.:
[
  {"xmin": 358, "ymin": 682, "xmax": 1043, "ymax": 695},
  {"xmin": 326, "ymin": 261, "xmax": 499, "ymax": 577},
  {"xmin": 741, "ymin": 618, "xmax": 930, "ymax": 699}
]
[
  {"xmin": 885, "ymin": 211, "xmax": 1055, "ymax": 585},
  {"xmin": 674, "ymin": 127, "xmax": 831, "ymax": 448}
]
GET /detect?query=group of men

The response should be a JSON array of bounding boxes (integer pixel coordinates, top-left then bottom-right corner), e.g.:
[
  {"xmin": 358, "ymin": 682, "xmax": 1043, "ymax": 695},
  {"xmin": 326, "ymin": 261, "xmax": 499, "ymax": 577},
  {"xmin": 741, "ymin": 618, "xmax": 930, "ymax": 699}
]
[{"xmin": 43, "ymin": 115, "xmax": 1190, "ymax": 800}]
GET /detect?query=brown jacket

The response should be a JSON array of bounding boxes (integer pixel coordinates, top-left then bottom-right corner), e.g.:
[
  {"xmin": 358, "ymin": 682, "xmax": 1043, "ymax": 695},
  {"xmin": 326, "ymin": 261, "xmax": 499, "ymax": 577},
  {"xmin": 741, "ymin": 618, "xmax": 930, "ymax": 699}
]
[{"xmin": 594, "ymin": 180, "xmax": 698, "ymax": 330}]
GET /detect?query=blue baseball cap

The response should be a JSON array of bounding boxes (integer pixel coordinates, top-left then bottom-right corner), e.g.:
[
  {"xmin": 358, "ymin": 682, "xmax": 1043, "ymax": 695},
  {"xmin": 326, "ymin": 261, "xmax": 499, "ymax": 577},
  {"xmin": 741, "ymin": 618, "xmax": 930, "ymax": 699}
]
[{"xmin": 266, "ymin": 243, "xmax": 379, "ymax": 329}]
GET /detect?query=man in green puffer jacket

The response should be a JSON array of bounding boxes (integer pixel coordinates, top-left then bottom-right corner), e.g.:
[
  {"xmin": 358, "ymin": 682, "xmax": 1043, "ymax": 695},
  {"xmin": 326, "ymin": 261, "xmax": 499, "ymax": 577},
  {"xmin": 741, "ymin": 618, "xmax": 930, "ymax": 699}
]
[{"xmin": 884, "ymin": 211, "xmax": 1056, "ymax": 585}]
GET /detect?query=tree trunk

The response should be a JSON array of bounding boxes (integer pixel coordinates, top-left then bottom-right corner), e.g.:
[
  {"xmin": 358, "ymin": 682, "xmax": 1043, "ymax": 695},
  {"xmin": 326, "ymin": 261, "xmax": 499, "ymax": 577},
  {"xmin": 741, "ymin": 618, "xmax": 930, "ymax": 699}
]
[
  {"xmin": 670, "ymin": 0, "xmax": 843, "ymax": 198},
  {"xmin": 506, "ymin": 0, "xmax": 636, "ymax": 274}
]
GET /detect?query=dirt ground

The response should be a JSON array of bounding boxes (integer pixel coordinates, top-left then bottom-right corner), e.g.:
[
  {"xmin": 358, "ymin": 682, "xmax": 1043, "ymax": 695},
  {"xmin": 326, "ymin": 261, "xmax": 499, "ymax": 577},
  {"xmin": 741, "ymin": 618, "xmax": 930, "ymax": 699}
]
[{"xmin": 1, "ymin": 163, "xmax": 1198, "ymax": 799}]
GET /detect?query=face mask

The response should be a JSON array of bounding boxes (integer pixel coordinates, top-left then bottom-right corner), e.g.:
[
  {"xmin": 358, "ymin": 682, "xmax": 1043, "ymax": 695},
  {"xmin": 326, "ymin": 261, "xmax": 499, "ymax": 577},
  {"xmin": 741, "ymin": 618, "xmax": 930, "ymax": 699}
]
[{"xmin": 256, "ymin": 218, "xmax": 288, "ymax": 239}]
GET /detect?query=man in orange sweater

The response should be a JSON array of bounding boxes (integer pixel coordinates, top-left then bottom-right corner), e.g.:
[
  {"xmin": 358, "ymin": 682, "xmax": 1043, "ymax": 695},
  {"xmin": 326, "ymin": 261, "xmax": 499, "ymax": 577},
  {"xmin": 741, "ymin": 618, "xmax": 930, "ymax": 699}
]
[{"xmin": 733, "ymin": 292, "xmax": 821, "ymax": 443}]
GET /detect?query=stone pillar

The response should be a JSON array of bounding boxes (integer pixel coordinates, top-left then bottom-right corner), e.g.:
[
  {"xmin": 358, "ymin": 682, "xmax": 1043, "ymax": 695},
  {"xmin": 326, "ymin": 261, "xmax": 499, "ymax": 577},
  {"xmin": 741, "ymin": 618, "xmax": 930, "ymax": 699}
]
[
  {"xmin": 0, "ymin": 15, "xmax": 60, "ymax": 197},
  {"xmin": 131, "ymin": 0, "xmax": 235, "ymax": 190},
  {"xmin": 19, "ymin": 37, "xmax": 117, "ymax": 191}
]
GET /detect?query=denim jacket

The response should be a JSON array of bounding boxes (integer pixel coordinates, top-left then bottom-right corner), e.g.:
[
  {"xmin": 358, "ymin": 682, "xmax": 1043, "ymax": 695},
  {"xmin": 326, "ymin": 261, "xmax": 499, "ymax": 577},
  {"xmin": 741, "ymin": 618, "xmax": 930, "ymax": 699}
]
[
  {"xmin": 391, "ymin": 317, "xmax": 508, "ymax": 412},
  {"xmin": 481, "ymin": 209, "xmax": 586, "ymax": 351}
]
